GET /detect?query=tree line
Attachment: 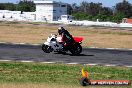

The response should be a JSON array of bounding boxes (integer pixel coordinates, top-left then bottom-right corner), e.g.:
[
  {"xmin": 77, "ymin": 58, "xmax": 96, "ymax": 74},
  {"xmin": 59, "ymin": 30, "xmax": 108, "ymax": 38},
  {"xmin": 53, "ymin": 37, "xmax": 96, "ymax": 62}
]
[
  {"xmin": 0, "ymin": 0, "xmax": 35, "ymax": 12},
  {"xmin": 71, "ymin": 0, "xmax": 132, "ymax": 22},
  {"xmin": 0, "ymin": 0, "xmax": 132, "ymax": 22}
]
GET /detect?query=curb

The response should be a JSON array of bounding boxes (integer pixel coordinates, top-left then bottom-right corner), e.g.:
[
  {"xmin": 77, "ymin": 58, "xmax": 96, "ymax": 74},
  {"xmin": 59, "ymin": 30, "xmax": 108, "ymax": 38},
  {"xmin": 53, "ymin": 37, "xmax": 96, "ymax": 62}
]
[
  {"xmin": 0, "ymin": 59, "xmax": 132, "ymax": 68},
  {"xmin": 88, "ymin": 47, "xmax": 132, "ymax": 51},
  {"xmin": 0, "ymin": 42, "xmax": 40, "ymax": 46}
]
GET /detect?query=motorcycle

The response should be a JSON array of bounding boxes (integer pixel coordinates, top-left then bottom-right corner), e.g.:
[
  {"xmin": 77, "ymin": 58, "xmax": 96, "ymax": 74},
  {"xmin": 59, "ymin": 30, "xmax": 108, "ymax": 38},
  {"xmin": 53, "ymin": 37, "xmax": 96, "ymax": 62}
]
[{"xmin": 42, "ymin": 34, "xmax": 83, "ymax": 55}]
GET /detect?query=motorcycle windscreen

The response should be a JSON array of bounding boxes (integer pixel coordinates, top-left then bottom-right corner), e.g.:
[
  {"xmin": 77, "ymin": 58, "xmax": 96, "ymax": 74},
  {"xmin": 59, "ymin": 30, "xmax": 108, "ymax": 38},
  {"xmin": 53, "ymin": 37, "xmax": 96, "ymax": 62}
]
[{"xmin": 73, "ymin": 37, "xmax": 83, "ymax": 43}]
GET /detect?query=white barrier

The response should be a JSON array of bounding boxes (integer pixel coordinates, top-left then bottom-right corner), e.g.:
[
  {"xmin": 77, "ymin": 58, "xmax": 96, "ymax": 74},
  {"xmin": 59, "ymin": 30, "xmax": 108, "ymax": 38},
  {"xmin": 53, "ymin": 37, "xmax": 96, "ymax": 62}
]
[
  {"xmin": 119, "ymin": 23, "xmax": 132, "ymax": 28},
  {"xmin": 0, "ymin": 10, "xmax": 132, "ymax": 28},
  {"xmin": 62, "ymin": 20, "xmax": 120, "ymax": 27}
]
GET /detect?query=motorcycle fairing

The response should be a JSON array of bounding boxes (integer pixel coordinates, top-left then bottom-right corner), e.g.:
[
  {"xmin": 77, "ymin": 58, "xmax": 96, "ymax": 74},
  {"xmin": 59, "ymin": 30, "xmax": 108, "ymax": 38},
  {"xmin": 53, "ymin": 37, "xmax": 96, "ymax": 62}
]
[{"xmin": 73, "ymin": 37, "xmax": 83, "ymax": 43}]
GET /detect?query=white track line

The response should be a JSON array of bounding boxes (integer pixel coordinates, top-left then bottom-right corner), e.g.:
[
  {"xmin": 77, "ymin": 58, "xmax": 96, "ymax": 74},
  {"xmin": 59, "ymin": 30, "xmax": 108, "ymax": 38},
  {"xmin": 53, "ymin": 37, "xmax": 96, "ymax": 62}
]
[
  {"xmin": 31, "ymin": 44, "xmax": 40, "ymax": 46},
  {"xmin": 0, "ymin": 59, "xmax": 132, "ymax": 68},
  {"xmin": 129, "ymin": 49, "xmax": 132, "ymax": 50},
  {"xmin": 0, "ymin": 60, "xmax": 12, "ymax": 62},
  {"xmin": 125, "ymin": 66, "xmax": 132, "ymax": 68},
  {"xmin": 41, "ymin": 62, "xmax": 56, "ymax": 64},
  {"xmin": 85, "ymin": 63, "xmax": 98, "ymax": 66},
  {"xmin": 90, "ymin": 47, "xmax": 132, "ymax": 51},
  {"xmin": 105, "ymin": 64, "xmax": 117, "ymax": 67},
  {"xmin": 0, "ymin": 42, "xmax": 7, "ymax": 44},
  {"xmin": 16, "ymin": 43, "xmax": 26, "ymax": 45},
  {"xmin": 20, "ymin": 60, "xmax": 34, "ymax": 63},
  {"xmin": 66, "ymin": 63, "xmax": 79, "ymax": 65}
]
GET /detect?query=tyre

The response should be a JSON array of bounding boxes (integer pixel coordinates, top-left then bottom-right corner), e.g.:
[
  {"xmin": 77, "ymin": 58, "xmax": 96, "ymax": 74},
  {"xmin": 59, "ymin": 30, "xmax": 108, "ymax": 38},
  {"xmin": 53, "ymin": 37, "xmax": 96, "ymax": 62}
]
[
  {"xmin": 70, "ymin": 43, "xmax": 82, "ymax": 55},
  {"xmin": 80, "ymin": 77, "xmax": 90, "ymax": 86},
  {"xmin": 42, "ymin": 44, "xmax": 53, "ymax": 53}
]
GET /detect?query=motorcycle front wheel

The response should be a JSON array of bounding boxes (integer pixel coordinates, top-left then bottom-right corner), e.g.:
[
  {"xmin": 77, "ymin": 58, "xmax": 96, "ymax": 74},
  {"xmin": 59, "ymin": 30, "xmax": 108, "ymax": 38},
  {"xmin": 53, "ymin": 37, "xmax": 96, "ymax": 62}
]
[{"xmin": 42, "ymin": 44, "xmax": 53, "ymax": 53}]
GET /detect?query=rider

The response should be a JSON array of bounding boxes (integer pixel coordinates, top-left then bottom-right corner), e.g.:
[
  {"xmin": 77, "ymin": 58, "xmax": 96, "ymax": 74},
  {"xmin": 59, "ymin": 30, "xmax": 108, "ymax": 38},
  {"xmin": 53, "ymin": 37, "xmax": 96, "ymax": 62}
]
[{"xmin": 58, "ymin": 27, "xmax": 75, "ymax": 49}]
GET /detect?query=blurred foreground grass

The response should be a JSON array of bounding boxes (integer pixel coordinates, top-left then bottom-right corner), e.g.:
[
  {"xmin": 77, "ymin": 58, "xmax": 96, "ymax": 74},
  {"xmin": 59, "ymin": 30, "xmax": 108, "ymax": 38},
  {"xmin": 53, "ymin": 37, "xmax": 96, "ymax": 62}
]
[{"xmin": 0, "ymin": 61, "xmax": 131, "ymax": 88}]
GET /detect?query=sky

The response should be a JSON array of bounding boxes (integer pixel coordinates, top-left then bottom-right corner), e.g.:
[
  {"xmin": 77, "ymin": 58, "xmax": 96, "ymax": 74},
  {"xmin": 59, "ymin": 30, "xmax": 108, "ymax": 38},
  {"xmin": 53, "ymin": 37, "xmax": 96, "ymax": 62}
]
[{"xmin": 0, "ymin": 0, "xmax": 132, "ymax": 7}]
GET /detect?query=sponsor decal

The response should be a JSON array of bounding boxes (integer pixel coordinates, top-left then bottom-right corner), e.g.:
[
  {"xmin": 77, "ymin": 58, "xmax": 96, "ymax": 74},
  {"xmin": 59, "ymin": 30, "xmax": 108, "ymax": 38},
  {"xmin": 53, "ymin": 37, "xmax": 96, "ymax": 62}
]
[{"xmin": 80, "ymin": 68, "xmax": 131, "ymax": 86}]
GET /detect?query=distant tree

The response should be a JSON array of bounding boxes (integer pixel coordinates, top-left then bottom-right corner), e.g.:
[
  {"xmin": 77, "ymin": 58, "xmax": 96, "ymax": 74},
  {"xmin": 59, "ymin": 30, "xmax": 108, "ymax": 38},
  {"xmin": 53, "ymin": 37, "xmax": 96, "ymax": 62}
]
[
  {"xmin": 0, "ymin": 3, "xmax": 5, "ymax": 10},
  {"xmin": 94, "ymin": 14, "xmax": 108, "ymax": 21},
  {"xmin": 16, "ymin": 1, "xmax": 35, "ymax": 12},
  {"xmin": 79, "ymin": 2, "xmax": 102, "ymax": 16},
  {"xmin": 112, "ymin": 12, "xmax": 125, "ymax": 22},
  {"xmin": 72, "ymin": 12, "xmax": 88, "ymax": 20},
  {"xmin": 115, "ymin": 0, "xmax": 132, "ymax": 18},
  {"xmin": 79, "ymin": 1, "xmax": 88, "ymax": 13},
  {"xmin": 0, "ymin": 3, "xmax": 16, "ymax": 10},
  {"xmin": 100, "ymin": 7, "xmax": 113, "ymax": 16},
  {"xmin": 67, "ymin": 4, "xmax": 72, "ymax": 15},
  {"xmin": 71, "ymin": 3, "xmax": 79, "ymax": 13},
  {"xmin": 4, "ymin": 3, "xmax": 16, "ymax": 11}
]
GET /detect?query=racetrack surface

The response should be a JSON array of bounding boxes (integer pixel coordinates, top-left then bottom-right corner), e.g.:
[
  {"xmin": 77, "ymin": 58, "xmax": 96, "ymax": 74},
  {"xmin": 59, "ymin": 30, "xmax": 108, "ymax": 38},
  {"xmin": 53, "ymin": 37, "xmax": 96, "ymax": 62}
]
[{"xmin": 0, "ymin": 43, "xmax": 132, "ymax": 66}]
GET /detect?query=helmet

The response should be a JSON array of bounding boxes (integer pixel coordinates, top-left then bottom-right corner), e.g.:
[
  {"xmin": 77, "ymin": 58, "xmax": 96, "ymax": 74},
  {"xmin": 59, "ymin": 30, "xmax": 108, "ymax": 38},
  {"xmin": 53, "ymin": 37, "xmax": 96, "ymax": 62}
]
[{"xmin": 58, "ymin": 27, "xmax": 65, "ymax": 35}]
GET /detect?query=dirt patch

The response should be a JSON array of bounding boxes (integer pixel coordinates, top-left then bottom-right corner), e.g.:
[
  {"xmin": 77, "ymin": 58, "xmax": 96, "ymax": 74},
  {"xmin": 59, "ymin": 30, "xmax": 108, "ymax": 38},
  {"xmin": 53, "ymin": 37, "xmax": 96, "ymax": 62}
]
[
  {"xmin": 0, "ymin": 22, "xmax": 132, "ymax": 49},
  {"xmin": 0, "ymin": 83, "xmax": 83, "ymax": 88},
  {"xmin": 0, "ymin": 83, "xmax": 129, "ymax": 88}
]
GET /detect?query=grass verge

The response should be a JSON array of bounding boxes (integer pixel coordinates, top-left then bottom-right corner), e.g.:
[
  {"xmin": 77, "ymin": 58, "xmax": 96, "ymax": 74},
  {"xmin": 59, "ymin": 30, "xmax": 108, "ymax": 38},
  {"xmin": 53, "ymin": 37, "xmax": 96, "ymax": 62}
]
[{"xmin": 0, "ymin": 61, "xmax": 131, "ymax": 88}]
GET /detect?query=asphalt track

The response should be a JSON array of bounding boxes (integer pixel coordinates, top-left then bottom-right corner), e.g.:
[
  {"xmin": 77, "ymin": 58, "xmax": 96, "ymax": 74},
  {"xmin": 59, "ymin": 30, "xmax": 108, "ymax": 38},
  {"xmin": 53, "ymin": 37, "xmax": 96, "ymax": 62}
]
[{"xmin": 0, "ymin": 43, "xmax": 132, "ymax": 66}]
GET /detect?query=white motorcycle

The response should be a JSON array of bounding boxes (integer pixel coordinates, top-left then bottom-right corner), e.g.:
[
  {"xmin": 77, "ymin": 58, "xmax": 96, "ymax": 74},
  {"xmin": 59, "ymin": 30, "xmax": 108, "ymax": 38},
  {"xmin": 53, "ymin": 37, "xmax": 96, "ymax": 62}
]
[{"xmin": 42, "ymin": 34, "xmax": 83, "ymax": 55}]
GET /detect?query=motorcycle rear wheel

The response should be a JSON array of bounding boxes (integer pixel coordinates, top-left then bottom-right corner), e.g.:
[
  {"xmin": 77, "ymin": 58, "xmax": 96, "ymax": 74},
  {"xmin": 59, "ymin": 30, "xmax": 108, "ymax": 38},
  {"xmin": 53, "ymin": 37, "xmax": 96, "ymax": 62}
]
[{"xmin": 70, "ymin": 43, "xmax": 82, "ymax": 55}]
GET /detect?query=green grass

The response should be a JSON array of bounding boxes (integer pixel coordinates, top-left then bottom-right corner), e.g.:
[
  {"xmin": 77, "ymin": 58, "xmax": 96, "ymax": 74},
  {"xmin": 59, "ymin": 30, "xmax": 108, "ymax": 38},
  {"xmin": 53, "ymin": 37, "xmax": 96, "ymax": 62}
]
[{"xmin": 0, "ymin": 61, "xmax": 131, "ymax": 87}]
